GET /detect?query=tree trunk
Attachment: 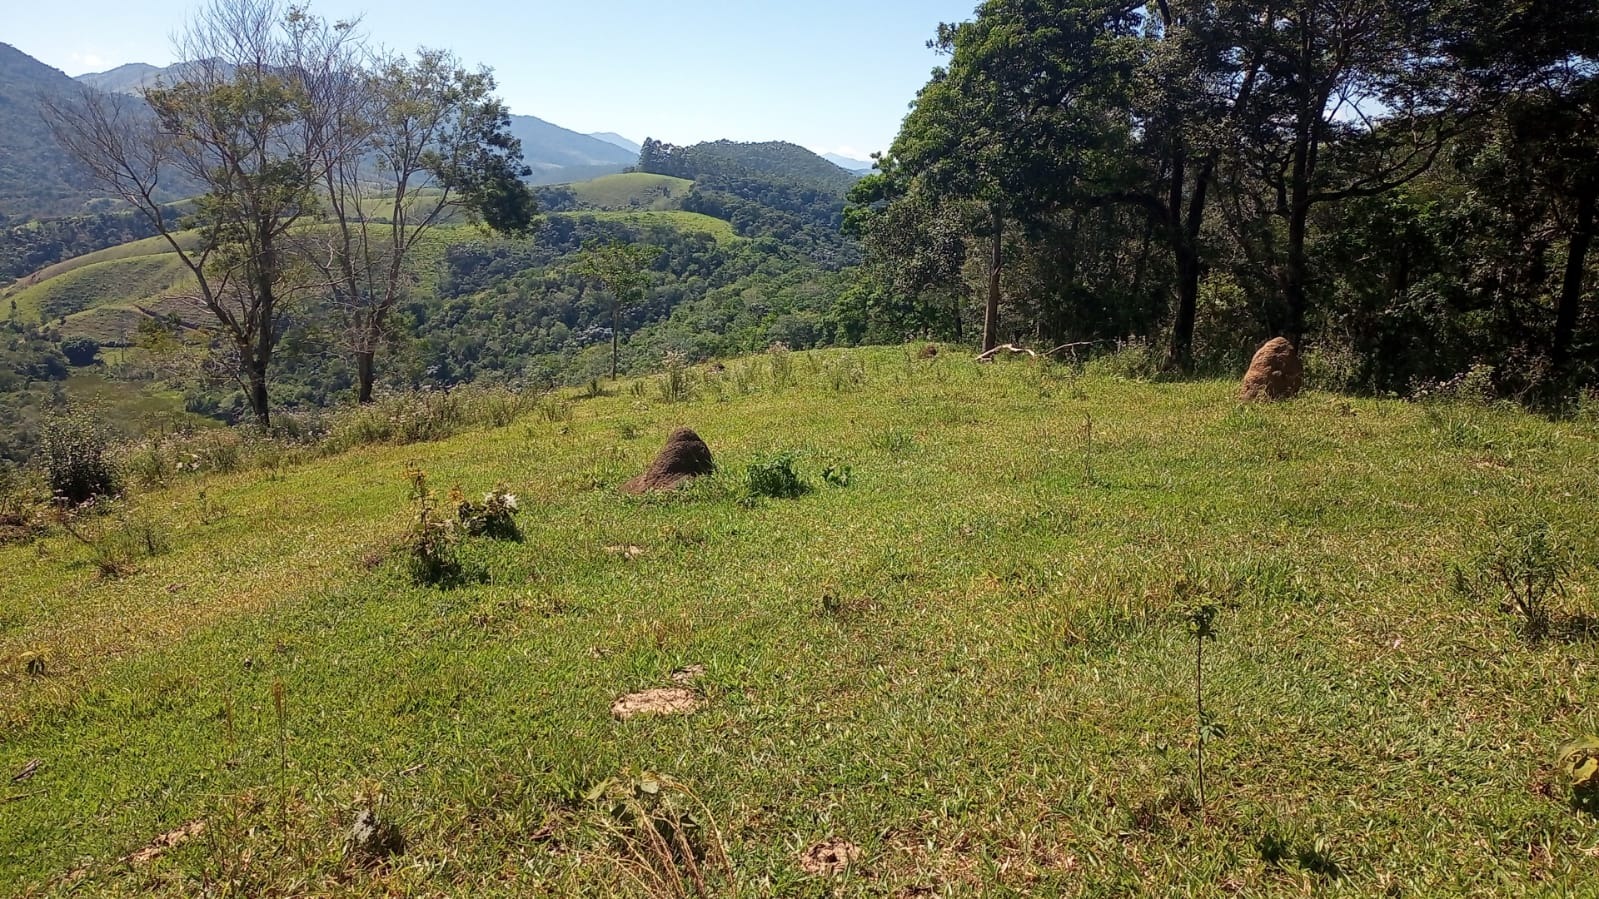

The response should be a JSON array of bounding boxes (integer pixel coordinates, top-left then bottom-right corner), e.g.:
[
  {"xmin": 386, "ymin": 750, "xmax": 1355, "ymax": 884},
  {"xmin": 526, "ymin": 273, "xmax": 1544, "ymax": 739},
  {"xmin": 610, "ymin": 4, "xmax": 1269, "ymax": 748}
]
[
  {"xmin": 1167, "ymin": 159, "xmax": 1214, "ymax": 372},
  {"xmin": 611, "ymin": 300, "xmax": 620, "ymax": 380},
  {"xmin": 951, "ymin": 293, "xmax": 963, "ymax": 342},
  {"xmin": 246, "ymin": 358, "xmax": 271, "ymax": 429},
  {"xmin": 1554, "ymin": 187, "xmax": 1595, "ymax": 370},
  {"xmin": 356, "ymin": 350, "xmax": 375, "ymax": 404},
  {"xmin": 982, "ymin": 209, "xmax": 1003, "ymax": 352},
  {"xmin": 1284, "ymin": 199, "xmax": 1310, "ymax": 346}
]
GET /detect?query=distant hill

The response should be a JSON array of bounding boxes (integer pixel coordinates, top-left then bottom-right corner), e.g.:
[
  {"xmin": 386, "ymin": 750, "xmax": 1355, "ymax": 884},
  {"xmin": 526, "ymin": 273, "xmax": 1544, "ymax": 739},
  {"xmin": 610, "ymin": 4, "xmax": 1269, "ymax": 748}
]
[
  {"xmin": 821, "ymin": 152, "xmax": 875, "ymax": 174},
  {"xmin": 0, "ymin": 43, "xmax": 103, "ymax": 217},
  {"xmin": 638, "ymin": 139, "xmax": 861, "ymax": 194},
  {"xmin": 506, "ymin": 115, "xmax": 638, "ymax": 175},
  {"xmin": 588, "ymin": 132, "xmax": 642, "ymax": 156},
  {"xmin": 74, "ymin": 62, "xmax": 164, "ymax": 94}
]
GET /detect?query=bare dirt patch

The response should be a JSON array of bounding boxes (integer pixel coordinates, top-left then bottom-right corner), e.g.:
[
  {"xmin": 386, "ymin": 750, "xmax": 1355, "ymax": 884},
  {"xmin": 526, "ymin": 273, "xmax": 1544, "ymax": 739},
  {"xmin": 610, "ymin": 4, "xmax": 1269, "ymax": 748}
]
[
  {"xmin": 126, "ymin": 820, "xmax": 205, "ymax": 866},
  {"xmin": 611, "ymin": 687, "xmax": 699, "ymax": 719},
  {"xmin": 604, "ymin": 544, "xmax": 647, "ymax": 561},
  {"xmin": 800, "ymin": 838, "xmax": 862, "ymax": 876}
]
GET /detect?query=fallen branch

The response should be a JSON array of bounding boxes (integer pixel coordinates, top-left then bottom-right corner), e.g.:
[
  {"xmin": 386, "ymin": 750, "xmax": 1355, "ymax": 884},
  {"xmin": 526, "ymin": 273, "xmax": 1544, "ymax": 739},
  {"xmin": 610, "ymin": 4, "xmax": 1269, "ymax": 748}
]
[{"xmin": 976, "ymin": 341, "xmax": 1099, "ymax": 363}]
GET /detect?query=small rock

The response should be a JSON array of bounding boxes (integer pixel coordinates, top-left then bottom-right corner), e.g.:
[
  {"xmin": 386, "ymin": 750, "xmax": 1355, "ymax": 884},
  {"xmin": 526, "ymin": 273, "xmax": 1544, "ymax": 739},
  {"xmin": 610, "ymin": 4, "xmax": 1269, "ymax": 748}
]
[{"xmin": 670, "ymin": 664, "xmax": 706, "ymax": 684}]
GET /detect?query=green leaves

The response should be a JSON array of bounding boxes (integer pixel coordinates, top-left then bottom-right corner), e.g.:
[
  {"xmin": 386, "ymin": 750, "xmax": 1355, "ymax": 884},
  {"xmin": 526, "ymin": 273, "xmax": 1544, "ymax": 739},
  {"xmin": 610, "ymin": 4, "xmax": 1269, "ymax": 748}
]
[{"xmin": 1557, "ymin": 736, "xmax": 1599, "ymax": 813}]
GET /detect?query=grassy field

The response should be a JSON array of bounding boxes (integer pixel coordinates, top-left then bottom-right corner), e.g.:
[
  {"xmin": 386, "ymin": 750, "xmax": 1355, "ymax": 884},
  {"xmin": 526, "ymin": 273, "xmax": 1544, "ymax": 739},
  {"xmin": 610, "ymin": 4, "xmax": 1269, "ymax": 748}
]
[
  {"xmin": 2, "ymin": 255, "xmax": 193, "ymax": 326},
  {"xmin": 1, "ymin": 233, "xmax": 203, "ymax": 302},
  {"xmin": 555, "ymin": 210, "xmax": 740, "ymax": 244},
  {"xmin": 2, "ymin": 347, "xmax": 1598, "ymax": 896},
  {"xmin": 567, "ymin": 174, "xmax": 695, "ymax": 211}
]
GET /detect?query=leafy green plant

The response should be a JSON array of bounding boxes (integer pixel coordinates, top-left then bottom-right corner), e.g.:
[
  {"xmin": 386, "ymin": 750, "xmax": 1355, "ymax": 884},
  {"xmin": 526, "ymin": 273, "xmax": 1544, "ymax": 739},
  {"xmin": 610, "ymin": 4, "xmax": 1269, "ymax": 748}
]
[
  {"xmin": 401, "ymin": 467, "xmax": 463, "ymax": 586},
  {"xmin": 40, "ymin": 408, "xmax": 120, "ymax": 504},
  {"xmin": 454, "ymin": 484, "xmax": 521, "ymax": 541},
  {"xmin": 745, "ymin": 452, "xmax": 810, "ymax": 499},
  {"xmin": 1453, "ymin": 518, "xmax": 1577, "ymax": 638},
  {"xmin": 821, "ymin": 463, "xmax": 852, "ymax": 488}
]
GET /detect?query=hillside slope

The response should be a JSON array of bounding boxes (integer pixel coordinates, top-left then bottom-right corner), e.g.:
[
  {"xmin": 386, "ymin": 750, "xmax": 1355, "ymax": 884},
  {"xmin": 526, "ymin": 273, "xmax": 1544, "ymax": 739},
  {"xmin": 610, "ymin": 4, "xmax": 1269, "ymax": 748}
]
[
  {"xmin": 0, "ymin": 43, "xmax": 99, "ymax": 216},
  {"xmin": 3, "ymin": 350, "xmax": 1598, "ymax": 894}
]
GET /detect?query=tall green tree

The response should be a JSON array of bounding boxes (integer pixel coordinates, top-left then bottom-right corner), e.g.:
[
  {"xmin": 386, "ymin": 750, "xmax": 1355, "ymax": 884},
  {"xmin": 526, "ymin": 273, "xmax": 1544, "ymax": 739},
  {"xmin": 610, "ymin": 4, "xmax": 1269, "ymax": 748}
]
[
  {"xmin": 308, "ymin": 48, "xmax": 536, "ymax": 404},
  {"xmin": 572, "ymin": 239, "xmax": 662, "ymax": 379},
  {"xmin": 879, "ymin": 0, "xmax": 1142, "ymax": 352}
]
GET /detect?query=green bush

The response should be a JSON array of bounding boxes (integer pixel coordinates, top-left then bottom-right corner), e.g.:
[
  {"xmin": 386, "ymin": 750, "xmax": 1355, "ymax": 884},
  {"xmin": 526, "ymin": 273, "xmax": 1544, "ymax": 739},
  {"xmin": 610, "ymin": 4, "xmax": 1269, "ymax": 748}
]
[
  {"xmin": 40, "ymin": 408, "xmax": 120, "ymax": 504},
  {"xmin": 746, "ymin": 452, "xmax": 810, "ymax": 499},
  {"xmin": 455, "ymin": 485, "xmax": 522, "ymax": 541},
  {"xmin": 60, "ymin": 337, "xmax": 101, "ymax": 367},
  {"xmin": 1453, "ymin": 518, "xmax": 1577, "ymax": 638}
]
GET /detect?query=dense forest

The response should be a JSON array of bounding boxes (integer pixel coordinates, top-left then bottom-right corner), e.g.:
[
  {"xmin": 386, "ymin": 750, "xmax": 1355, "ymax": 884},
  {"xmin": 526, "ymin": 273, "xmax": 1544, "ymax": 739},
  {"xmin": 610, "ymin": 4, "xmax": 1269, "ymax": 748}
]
[{"xmin": 836, "ymin": 0, "xmax": 1599, "ymax": 401}]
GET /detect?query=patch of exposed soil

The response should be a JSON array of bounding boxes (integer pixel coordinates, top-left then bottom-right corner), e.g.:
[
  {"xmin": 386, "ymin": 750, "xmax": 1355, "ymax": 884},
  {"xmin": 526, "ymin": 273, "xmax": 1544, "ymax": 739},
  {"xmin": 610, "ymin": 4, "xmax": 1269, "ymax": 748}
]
[
  {"xmin": 800, "ymin": 838, "xmax": 862, "ymax": 876},
  {"xmin": 611, "ymin": 687, "xmax": 699, "ymax": 719}
]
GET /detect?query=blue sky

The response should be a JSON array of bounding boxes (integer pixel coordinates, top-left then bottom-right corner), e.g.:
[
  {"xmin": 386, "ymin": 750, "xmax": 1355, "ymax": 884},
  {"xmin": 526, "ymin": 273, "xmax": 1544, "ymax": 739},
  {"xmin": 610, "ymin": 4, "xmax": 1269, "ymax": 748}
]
[{"xmin": 9, "ymin": 0, "xmax": 978, "ymax": 160}]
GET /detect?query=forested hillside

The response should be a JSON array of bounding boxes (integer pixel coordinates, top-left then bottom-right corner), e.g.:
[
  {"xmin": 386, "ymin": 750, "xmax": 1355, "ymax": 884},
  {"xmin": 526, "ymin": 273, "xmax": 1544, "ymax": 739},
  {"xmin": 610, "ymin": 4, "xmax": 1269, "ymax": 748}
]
[{"xmin": 0, "ymin": 44, "xmax": 103, "ymax": 216}]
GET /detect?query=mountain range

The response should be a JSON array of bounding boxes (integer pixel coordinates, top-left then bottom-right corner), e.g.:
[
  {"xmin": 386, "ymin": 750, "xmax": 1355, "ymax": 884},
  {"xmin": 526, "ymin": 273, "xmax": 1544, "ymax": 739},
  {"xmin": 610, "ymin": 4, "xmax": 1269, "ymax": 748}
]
[{"xmin": 1, "ymin": 44, "xmax": 861, "ymax": 220}]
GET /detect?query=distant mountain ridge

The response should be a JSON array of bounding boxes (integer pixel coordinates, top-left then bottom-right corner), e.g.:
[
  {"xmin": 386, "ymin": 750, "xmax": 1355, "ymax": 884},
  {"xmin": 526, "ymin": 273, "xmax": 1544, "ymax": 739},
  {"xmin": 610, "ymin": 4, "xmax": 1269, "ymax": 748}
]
[
  {"xmin": 72, "ymin": 58, "xmax": 637, "ymax": 181},
  {"xmin": 588, "ymin": 132, "xmax": 641, "ymax": 155},
  {"xmin": 74, "ymin": 62, "xmax": 165, "ymax": 94},
  {"xmin": 821, "ymin": 152, "xmax": 875, "ymax": 174}
]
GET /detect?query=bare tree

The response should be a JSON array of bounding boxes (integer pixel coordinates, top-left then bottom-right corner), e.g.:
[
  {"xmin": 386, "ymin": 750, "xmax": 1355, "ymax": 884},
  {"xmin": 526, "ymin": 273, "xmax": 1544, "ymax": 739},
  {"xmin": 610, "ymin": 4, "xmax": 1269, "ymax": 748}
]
[{"xmin": 45, "ymin": 0, "xmax": 365, "ymax": 426}]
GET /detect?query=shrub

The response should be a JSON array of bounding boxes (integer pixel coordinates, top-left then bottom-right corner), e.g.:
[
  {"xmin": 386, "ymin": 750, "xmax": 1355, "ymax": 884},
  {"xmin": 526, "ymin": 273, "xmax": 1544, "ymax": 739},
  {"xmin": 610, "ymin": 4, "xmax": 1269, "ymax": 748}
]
[
  {"xmin": 401, "ymin": 467, "xmax": 463, "ymax": 586},
  {"xmin": 1086, "ymin": 338, "xmax": 1163, "ymax": 381},
  {"xmin": 455, "ymin": 484, "xmax": 521, "ymax": 540},
  {"xmin": 0, "ymin": 462, "xmax": 43, "ymax": 545},
  {"xmin": 60, "ymin": 337, "xmax": 101, "ymax": 366},
  {"xmin": 745, "ymin": 452, "xmax": 810, "ymax": 499},
  {"xmin": 1453, "ymin": 518, "xmax": 1577, "ymax": 638},
  {"xmin": 822, "ymin": 356, "xmax": 865, "ymax": 392},
  {"xmin": 657, "ymin": 352, "xmax": 695, "ymax": 403},
  {"xmin": 767, "ymin": 343, "xmax": 793, "ymax": 389},
  {"xmin": 40, "ymin": 408, "xmax": 120, "ymax": 504}
]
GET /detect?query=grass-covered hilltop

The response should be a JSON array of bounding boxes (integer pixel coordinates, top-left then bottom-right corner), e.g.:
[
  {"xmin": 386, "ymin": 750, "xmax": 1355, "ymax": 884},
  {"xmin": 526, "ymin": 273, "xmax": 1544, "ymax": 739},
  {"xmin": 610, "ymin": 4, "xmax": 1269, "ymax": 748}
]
[{"xmin": 3, "ymin": 346, "xmax": 1599, "ymax": 895}]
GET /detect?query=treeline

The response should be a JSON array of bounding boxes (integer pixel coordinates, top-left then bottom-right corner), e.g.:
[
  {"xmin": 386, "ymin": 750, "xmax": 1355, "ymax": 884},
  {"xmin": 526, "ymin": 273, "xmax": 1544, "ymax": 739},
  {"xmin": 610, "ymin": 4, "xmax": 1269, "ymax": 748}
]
[
  {"xmin": 163, "ymin": 214, "xmax": 843, "ymax": 419},
  {"xmin": 0, "ymin": 208, "xmax": 179, "ymax": 283},
  {"xmin": 844, "ymin": 0, "xmax": 1599, "ymax": 398}
]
